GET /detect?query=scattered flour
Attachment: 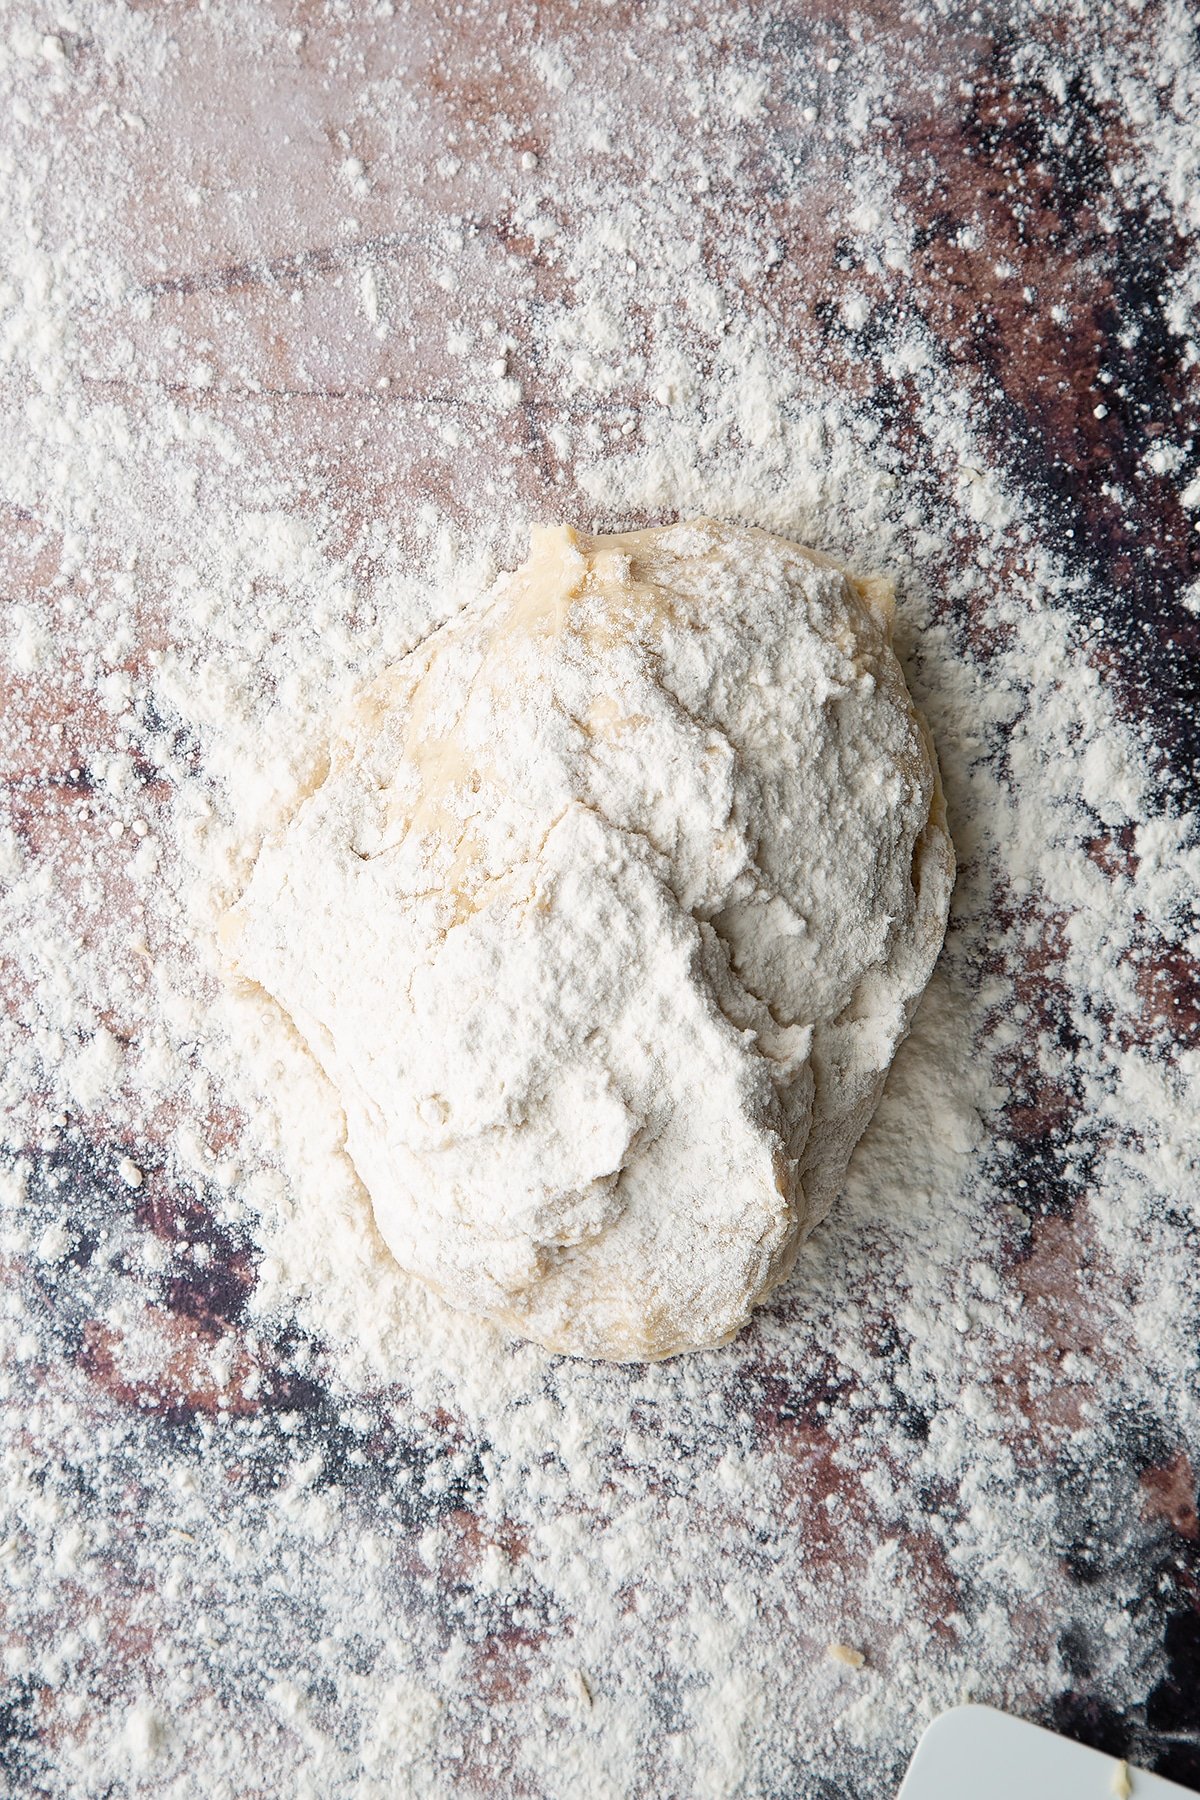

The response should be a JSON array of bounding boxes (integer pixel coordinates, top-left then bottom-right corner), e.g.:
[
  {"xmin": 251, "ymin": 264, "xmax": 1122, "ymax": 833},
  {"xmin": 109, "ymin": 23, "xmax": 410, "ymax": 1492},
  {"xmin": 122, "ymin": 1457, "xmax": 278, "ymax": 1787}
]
[{"xmin": 0, "ymin": 0, "xmax": 1197, "ymax": 1796}]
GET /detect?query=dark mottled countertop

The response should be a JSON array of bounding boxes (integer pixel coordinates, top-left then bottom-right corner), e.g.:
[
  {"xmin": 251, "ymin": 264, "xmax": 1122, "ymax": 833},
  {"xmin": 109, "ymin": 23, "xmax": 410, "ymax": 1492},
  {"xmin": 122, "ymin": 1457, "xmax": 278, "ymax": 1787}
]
[{"xmin": 1, "ymin": 2, "xmax": 1198, "ymax": 1795}]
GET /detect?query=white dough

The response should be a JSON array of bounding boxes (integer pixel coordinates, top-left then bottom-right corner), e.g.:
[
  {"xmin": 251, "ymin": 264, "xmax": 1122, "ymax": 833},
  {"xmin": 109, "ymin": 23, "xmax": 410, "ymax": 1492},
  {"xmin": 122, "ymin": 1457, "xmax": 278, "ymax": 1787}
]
[{"xmin": 224, "ymin": 519, "xmax": 954, "ymax": 1360}]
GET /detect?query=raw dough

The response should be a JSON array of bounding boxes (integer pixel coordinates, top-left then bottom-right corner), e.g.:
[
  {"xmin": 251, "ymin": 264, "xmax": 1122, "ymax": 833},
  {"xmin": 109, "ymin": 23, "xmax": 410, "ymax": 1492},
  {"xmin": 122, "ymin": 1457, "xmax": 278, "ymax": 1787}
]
[{"xmin": 224, "ymin": 518, "xmax": 954, "ymax": 1360}]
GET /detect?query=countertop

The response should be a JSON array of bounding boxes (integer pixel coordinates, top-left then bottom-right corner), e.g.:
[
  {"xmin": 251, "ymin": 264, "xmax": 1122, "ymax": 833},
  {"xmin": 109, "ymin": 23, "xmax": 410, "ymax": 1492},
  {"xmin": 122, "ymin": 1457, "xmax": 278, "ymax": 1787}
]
[{"xmin": 1, "ymin": 2, "xmax": 1198, "ymax": 1796}]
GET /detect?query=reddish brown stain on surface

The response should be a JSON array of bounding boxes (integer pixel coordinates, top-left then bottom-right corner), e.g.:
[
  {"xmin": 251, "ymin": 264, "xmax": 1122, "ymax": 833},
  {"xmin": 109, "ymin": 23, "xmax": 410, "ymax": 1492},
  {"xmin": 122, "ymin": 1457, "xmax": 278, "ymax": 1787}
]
[{"xmin": 1142, "ymin": 1455, "xmax": 1200, "ymax": 1543}]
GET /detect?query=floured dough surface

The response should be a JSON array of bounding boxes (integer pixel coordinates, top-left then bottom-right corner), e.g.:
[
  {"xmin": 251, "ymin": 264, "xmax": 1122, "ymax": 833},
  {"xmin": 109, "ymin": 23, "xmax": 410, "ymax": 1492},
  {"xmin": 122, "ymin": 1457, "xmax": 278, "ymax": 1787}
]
[{"xmin": 224, "ymin": 518, "xmax": 954, "ymax": 1360}]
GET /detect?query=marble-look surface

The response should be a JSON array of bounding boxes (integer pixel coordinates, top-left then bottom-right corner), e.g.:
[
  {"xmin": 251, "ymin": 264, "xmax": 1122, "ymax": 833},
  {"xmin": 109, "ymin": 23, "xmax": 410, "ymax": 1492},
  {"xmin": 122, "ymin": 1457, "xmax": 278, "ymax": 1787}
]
[{"xmin": 1, "ymin": 2, "xmax": 1198, "ymax": 1796}]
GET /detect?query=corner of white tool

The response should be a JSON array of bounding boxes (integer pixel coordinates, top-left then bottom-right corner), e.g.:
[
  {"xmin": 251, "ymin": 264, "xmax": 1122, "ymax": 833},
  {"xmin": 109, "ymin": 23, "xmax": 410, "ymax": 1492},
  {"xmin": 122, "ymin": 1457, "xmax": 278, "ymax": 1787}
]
[{"xmin": 897, "ymin": 1704, "xmax": 1194, "ymax": 1798}]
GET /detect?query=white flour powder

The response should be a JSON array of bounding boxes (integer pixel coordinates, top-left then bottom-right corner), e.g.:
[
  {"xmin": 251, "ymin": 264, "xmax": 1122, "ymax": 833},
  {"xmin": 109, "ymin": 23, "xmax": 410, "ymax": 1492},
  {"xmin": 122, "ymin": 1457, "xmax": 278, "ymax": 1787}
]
[
  {"xmin": 0, "ymin": 1, "xmax": 1198, "ymax": 1797},
  {"xmin": 225, "ymin": 519, "xmax": 953, "ymax": 1362}
]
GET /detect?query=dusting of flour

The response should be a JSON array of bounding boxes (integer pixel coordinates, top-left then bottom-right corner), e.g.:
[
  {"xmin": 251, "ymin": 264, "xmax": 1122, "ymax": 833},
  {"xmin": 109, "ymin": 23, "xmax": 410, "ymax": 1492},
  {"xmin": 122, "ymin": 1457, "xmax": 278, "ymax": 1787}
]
[{"xmin": 1, "ymin": 1, "xmax": 1198, "ymax": 1796}]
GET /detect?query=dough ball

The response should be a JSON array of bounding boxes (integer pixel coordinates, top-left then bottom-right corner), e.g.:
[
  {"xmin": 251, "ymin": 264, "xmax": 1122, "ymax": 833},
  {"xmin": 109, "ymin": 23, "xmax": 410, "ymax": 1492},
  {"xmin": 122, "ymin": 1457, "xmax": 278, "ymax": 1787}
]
[{"xmin": 224, "ymin": 518, "xmax": 954, "ymax": 1360}]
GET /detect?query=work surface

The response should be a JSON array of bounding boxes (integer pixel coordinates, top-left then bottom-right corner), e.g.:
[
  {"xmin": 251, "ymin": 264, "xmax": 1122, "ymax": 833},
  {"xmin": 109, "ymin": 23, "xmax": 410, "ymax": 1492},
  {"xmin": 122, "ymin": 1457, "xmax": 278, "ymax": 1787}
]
[{"xmin": 1, "ymin": 2, "xmax": 1198, "ymax": 1796}]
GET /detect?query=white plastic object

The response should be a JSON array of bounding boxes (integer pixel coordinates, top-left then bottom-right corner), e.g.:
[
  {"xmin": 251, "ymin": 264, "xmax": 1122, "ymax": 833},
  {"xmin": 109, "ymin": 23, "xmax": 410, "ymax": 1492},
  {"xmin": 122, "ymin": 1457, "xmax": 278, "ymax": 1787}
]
[{"xmin": 897, "ymin": 1704, "xmax": 1192, "ymax": 1798}]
